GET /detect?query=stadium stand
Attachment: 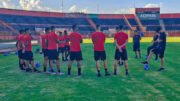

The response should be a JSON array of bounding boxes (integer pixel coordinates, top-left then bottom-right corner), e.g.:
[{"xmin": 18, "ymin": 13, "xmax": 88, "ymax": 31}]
[
  {"xmin": 140, "ymin": 20, "xmax": 160, "ymax": 31},
  {"xmin": 0, "ymin": 8, "xmax": 180, "ymax": 40}
]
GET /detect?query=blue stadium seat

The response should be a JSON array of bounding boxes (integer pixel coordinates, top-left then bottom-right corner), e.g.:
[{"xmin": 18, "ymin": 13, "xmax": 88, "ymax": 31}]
[{"xmin": 1, "ymin": 13, "xmax": 180, "ymax": 33}]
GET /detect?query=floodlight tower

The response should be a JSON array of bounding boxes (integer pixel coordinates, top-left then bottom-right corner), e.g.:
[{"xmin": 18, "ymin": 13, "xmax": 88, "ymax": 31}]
[
  {"xmin": 133, "ymin": 0, "xmax": 136, "ymax": 8},
  {"xmin": 61, "ymin": 0, "xmax": 64, "ymax": 12},
  {"xmin": 97, "ymin": 4, "xmax": 99, "ymax": 13}
]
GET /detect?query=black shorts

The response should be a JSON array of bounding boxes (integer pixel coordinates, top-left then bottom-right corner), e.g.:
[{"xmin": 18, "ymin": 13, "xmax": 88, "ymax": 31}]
[
  {"xmin": 24, "ymin": 51, "xmax": 34, "ymax": 61},
  {"xmin": 70, "ymin": 51, "xmax": 83, "ymax": 61},
  {"xmin": 65, "ymin": 45, "xmax": 70, "ymax": 51},
  {"xmin": 94, "ymin": 51, "xmax": 106, "ymax": 61},
  {"xmin": 133, "ymin": 43, "xmax": 140, "ymax": 51},
  {"xmin": 58, "ymin": 47, "xmax": 65, "ymax": 53},
  {"xmin": 152, "ymin": 47, "xmax": 159, "ymax": 54},
  {"xmin": 48, "ymin": 50, "xmax": 59, "ymax": 60},
  {"xmin": 18, "ymin": 50, "xmax": 23, "ymax": 58},
  {"xmin": 42, "ymin": 49, "xmax": 48, "ymax": 57},
  {"xmin": 115, "ymin": 49, "xmax": 128, "ymax": 60},
  {"xmin": 152, "ymin": 47, "xmax": 165, "ymax": 58}
]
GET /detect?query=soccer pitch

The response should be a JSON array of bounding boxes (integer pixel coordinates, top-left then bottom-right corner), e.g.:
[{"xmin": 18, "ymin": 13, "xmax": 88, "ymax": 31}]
[{"xmin": 0, "ymin": 43, "xmax": 180, "ymax": 101}]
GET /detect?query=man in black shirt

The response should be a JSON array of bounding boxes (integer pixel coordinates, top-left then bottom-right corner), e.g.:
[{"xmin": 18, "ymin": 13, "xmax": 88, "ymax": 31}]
[
  {"xmin": 146, "ymin": 31, "xmax": 159, "ymax": 60},
  {"xmin": 133, "ymin": 30, "xmax": 141, "ymax": 58},
  {"xmin": 141, "ymin": 27, "xmax": 167, "ymax": 71}
]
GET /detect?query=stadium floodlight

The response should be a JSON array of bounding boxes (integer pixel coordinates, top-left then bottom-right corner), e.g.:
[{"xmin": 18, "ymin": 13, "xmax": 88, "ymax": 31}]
[{"xmin": 61, "ymin": 0, "xmax": 64, "ymax": 12}]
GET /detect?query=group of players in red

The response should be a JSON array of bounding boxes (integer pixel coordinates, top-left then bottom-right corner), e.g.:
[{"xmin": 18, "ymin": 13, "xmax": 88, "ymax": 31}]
[
  {"xmin": 16, "ymin": 24, "xmax": 166, "ymax": 77},
  {"xmin": 16, "ymin": 25, "xmax": 129, "ymax": 77},
  {"xmin": 16, "ymin": 29, "xmax": 41, "ymax": 73}
]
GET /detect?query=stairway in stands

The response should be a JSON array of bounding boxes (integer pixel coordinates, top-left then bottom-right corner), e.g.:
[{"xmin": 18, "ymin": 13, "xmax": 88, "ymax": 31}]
[
  {"xmin": 0, "ymin": 20, "xmax": 19, "ymax": 34},
  {"xmin": 87, "ymin": 18, "xmax": 96, "ymax": 31},
  {"xmin": 159, "ymin": 19, "xmax": 166, "ymax": 31},
  {"xmin": 134, "ymin": 14, "xmax": 146, "ymax": 32},
  {"xmin": 123, "ymin": 14, "xmax": 135, "ymax": 31}
]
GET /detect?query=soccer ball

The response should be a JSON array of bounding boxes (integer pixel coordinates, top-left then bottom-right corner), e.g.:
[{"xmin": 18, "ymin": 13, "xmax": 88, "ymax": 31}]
[
  {"xmin": 15, "ymin": 51, "xmax": 18, "ymax": 55},
  {"xmin": 144, "ymin": 64, "xmax": 150, "ymax": 70},
  {"xmin": 49, "ymin": 68, "xmax": 55, "ymax": 72},
  {"xmin": 141, "ymin": 32, "xmax": 144, "ymax": 36},
  {"xmin": 34, "ymin": 50, "xmax": 38, "ymax": 54},
  {"xmin": 7, "ymin": 51, "xmax": 11, "ymax": 54},
  {"xmin": 4, "ymin": 52, "xmax": 8, "ymax": 56},
  {"xmin": 35, "ymin": 63, "xmax": 40, "ymax": 68}
]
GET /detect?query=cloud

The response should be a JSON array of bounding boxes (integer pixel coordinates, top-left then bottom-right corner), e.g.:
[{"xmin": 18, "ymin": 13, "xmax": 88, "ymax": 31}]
[
  {"xmin": 0, "ymin": 0, "xmax": 16, "ymax": 9},
  {"xmin": 69, "ymin": 5, "xmax": 77, "ymax": 12},
  {"xmin": 144, "ymin": 3, "xmax": 162, "ymax": 8},
  {"xmin": 68, "ymin": 5, "xmax": 88, "ymax": 13},
  {"xmin": 0, "ymin": 0, "xmax": 61, "ymax": 12},
  {"xmin": 80, "ymin": 8, "xmax": 87, "ymax": 13},
  {"xmin": 0, "ymin": 0, "xmax": 87, "ymax": 13},
  {"xmin": 114, "ymin": 3, "xmax": 163, "ymax": 14},
  {"xmin": 19, "ymin": 0, "xmax": 61, "ymax": 12},
  {"xmin": 114, "ymin": 8, "xmax": 134, "ymax": 14}
]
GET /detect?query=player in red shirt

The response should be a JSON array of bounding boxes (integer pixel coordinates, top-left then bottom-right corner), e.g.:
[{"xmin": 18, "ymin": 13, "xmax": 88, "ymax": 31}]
[
  {"xmin": 91, "ymin": 25, "xmax": 110, "ymax": 77},
  {"xmin": 58, "ymin": 32, "xmax": 65, "ymax": 61},
  {"xmin": 68, "ymin": 25, "xmax": 83, "ymax": 77},
  {"xmin": 16, "ymin": 29, "xmax": 25, "ymax": 70},
  {"xmin": 114, "ymin": 25, "xmax": 129, "ymax": 75},
  {"xmin": 46, "ymin": 26, "xmax": 64, "ymax": 75},
  {"xmin": 22, "ymin": 28, "xmax": 40, "ymax": 73},
  {"xmin": 41, "ymin": 27, "xmax": 51, "ymax": 73},
  {"xmin": 64, "ymin": 30, "xmax": 70, "ymax": 61}
]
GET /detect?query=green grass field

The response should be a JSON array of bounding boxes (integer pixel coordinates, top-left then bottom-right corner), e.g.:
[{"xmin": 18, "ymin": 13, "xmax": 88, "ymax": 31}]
[{"xmin": 0, "ymin": 43, "xmax": 180, "ymax": 101}]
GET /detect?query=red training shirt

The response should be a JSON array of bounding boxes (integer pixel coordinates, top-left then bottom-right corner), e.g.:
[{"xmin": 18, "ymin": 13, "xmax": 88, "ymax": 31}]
[
  {"xmin": 91, "ymin": 32, "xmax": 106, "ymax": 51},
  {"xmin": 69, "ymin": 32, "xmax": 82, "ymax": 52},
  {"xmin": 58, "ymin": 36, "xmax": 65, "ymax": 48},
  {"xmin": 114, "ymin": 32, "xmax": 128, "ymax": 49},
  {"xmin": 41, "ymin": 34, "xmax": 47, "ymax": 49},
  {"xmin": 17, "ymin": 34, "xmax": 23, "ymax": 49},
  {"xmin": 20, "ymin": 35, "xmax": 25, "ymax": 50},
  {"xmin": 46, "ymin": 32, "xmax": 59, "ymax": 50},
  {"xmin": 23, "ymin": 35, "xmax": 32, "ymax": 51}
]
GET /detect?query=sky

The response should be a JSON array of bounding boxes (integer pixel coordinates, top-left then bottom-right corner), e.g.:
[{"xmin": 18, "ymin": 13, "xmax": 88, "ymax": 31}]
[{"xmin": 0, "ymin": 0, "xmax": 179, "ymax": 14}]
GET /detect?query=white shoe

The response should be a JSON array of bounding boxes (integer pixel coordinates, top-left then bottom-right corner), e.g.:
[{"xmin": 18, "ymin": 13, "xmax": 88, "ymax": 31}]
[
  {"xmin": 51, "ymin": 72, "xmax": 56, "ymax": 75},
  {"xmin": 57, "ymin": 72, "xmax": 64, "ymax": 75}
]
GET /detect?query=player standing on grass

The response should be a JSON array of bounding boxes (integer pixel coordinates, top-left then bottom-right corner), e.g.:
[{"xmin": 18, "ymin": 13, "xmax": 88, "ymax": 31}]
[
  {"xmin": 133, "ymin": 30, "xmax": 141, "ymax": 59},
  {"xmin": 146, "ymin": 31, "xmax": 159, "ymax": 60},
  {"xmin": 22, "ymin": 28, "xmax": 40, "ymax": 73},
  {"xmin": 141, "ymin": 27, "xmax": 167, "ymax": 71},
  {"xmin": 58, "ymin": 32, "xmax": 65, "ymax": 61},
  {"xmin": 67, "ymin": 25, "xmax": 83, "ymax": 77},
  {"xmin": 46, "ymin": 26, "xmax": 63, "ymax": 75},
  {"xmin": 115, "ymin": 29, "xmax": 123, "ymax": 67},
  {"xmin": 91, "ymin": 25, "xmax": 110, "ymax": 77},
  {"xmin": 41, "ymin": 27, "xmax": 51, "ymax": 73},
  {"xmin": 64, "ymin": 30, "xmax": 70, "ymax": 61},
  {"xmin": 16, "ymin": 29, "xmax": 25, "ymax": 70},
  {"xmin": 113, "ymin": 25, "xmax": 129, "ymax": 75}
]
